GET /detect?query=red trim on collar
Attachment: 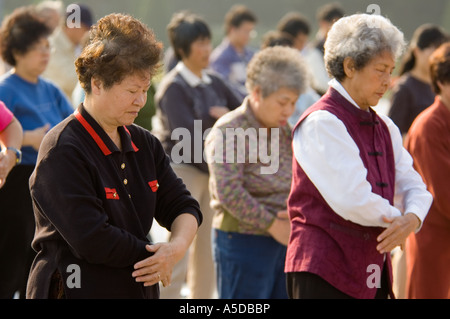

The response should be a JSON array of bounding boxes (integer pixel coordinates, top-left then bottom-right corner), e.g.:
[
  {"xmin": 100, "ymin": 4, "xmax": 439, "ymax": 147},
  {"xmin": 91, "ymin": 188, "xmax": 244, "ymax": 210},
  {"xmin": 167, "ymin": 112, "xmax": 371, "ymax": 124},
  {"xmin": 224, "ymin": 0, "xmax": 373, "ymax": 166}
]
[
  {"xmin": 74, "ymin": 109, "xmax": 112, "ymax": 156},
  {"xmin": 123, "ymin": 126, "xmax": 139, "ymax": 152}
]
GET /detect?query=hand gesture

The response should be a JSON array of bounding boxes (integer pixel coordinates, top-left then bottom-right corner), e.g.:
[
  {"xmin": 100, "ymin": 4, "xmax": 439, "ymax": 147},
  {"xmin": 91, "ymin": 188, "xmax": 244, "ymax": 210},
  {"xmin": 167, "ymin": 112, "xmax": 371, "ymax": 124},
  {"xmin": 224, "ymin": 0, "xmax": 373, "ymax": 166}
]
[{"xmin": 376, "ymin": 213, "xmax": 420, "ymax": 254}]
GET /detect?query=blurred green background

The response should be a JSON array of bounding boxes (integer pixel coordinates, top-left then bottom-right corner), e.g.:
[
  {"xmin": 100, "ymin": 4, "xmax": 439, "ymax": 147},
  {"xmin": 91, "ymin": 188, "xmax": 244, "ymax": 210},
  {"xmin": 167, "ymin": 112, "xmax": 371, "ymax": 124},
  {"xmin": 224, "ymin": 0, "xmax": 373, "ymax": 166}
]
[{"xmin": 1, "ymin": 0, "xmax": 449, "ymax": 51}]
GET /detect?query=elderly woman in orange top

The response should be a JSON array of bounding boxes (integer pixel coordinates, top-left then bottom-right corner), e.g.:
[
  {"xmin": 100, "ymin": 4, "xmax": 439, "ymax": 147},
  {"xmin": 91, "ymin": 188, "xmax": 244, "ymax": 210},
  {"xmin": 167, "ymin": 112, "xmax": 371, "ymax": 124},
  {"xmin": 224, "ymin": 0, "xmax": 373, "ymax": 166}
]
[{"xmin": 405, "ymin": 42, "xmax": 450, "ymax": 299}]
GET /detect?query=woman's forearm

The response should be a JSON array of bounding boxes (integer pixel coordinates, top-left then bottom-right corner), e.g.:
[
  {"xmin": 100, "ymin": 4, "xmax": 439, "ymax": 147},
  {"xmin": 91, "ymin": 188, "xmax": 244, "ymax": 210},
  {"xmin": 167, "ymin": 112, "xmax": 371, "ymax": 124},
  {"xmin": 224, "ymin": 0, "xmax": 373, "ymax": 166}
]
[
  {"xmin": 132, "ymin": 213, "xmax": 199, "ymax": 287},
  {"xmin": 0, "ymin": 117, "xmax": 23, "ymax": 187},
  {"xmin": 168, "ymin": 213, "xmax": 199, "ymax": 263}
]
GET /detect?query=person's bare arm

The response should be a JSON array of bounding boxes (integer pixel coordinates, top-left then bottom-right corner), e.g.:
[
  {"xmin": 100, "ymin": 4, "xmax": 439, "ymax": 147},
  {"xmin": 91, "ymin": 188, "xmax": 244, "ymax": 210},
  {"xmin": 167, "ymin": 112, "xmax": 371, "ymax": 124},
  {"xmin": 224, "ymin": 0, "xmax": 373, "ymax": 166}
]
[
  {"xmin": 132, "ymin": 213, "xmax": 198, "ymax": 287},
  {"xmin": 0, "ymin": 117, "xmax": 23, "ymax": 188}
]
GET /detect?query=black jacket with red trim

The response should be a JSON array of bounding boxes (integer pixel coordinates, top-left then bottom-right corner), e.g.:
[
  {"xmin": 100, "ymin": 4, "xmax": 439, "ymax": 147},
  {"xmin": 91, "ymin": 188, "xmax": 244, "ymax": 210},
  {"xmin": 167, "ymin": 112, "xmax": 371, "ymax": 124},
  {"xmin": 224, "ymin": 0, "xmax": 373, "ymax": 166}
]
[{"xmin": 27, "ymin": 104, "xmax": 202, "ymax": 299}]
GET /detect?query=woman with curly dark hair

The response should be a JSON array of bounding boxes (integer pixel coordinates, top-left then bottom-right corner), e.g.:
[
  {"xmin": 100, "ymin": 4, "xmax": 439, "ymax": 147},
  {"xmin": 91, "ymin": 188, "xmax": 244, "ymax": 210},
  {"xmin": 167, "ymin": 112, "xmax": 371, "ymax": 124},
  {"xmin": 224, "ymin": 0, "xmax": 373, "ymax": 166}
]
[{"xmin": 26, "ymin": 13, "xmax": 202, "ymax": 299}]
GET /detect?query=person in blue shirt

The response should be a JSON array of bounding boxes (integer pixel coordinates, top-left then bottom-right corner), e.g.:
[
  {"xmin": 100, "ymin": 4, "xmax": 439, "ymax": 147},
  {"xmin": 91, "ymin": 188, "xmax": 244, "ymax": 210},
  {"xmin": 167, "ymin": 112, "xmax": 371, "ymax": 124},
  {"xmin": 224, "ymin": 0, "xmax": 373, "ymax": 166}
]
[
  {"xmin": 0, "ymin": 6, "xmax": 73, "ymax": 299},
  {"xmin": 209, "ymin": 5, "xmax": 257, "ymax": 101}
]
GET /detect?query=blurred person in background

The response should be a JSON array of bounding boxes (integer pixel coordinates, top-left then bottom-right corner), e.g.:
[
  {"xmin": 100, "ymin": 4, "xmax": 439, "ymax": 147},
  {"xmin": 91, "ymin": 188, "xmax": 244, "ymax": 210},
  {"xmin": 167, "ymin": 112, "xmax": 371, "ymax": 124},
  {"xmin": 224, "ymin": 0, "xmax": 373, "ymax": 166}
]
[
  {"xmin": 42, "ymin": 3, "xmax": 93, "ymax": 103},
  {"xmin": 260, "ymin": 30, "xmax": 294, "ymax": 49},
  {"xmin": 404, "ymin": 42, "xmax": 450, "ymax": 299},
  {"xmin": 303, "ymin": 2, "xmax": 344, "ymax": 95},
  {"xmin": 387, "ymin": 23, "xmax": 448, "ymax": 299},
  {"xmin": 27, "ymin": 12, "xmax": 202, "ymax": 299},
  {"xmin": 162, "ymin": 46, "xmax": 178, "ymax": 75},
  {"xmin": 269, "ymin": 13, "xmax": 321, "ymax": 126},
  {"xmin": 286, "ymin": 13, "xmax": 432, "ymax": 299},
  {"xmin": 0, "ymin": 6, "xmax": 73, "ymax": 299},
  {"xmin": 0, "ymin": 101, "xmax": 22, "ymax": 189},
  {"xmin": 209, "ymin": 4, "xmax": 257, "ymax": 100},
  {"xmin": 388, "ymin": 24, "xmax": 448, "ymax": 137},
  {"xmin": 314, "ymin": 2, "xmax": 345, "ymax": 55},
  {"xmin": 35, "ymin": 0, "xmax": 64, "ymax": 33},
  {"xmin": 276, "ymin": 12, "xmax": 310, "ymax": 52},
  {"xmin": 153, "ymin": 11, "xmax": 241, "ymax": 299},
  {"xmin": 205, "ymin": 46, "xmax": 308, "ymax": 299}
]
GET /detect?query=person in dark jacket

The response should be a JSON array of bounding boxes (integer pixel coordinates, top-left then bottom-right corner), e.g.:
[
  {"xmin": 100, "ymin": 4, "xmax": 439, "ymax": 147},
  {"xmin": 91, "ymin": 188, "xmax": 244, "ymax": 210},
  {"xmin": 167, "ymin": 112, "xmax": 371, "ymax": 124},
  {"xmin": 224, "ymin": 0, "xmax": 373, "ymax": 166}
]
[
  {"xmin": 388, "ymin": 24, "xmax": 448, "ymax": 137},
  {"xmin": 26, "ymin": 13, "xmax": 202, "ymax": 299},
  {"xmin": 153, "ymin": 11, "xmax": 241, "ymax": 299}
]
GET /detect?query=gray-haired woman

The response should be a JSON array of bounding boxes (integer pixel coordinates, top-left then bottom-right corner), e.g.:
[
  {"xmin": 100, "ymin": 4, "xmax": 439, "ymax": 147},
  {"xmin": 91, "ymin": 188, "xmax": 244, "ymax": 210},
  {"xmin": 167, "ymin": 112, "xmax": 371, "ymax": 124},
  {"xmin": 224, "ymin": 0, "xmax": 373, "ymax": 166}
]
[
  {"xmin": 285, "ymin": 14, "xmax": 432, "ymax": 299},
  {"xmin": 205, "ymin": 46, "xmax": 308, "ymax": 298}
]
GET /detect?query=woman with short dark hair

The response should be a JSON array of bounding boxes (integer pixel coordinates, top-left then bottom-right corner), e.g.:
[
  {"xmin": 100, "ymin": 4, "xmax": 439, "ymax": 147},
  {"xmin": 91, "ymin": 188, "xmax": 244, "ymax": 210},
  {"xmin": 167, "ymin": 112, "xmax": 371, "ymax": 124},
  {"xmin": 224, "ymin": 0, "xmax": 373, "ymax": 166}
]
[
  {"xmin": 0, "ymin": 6, "xmax": 73, "ymax": 299},
  {"xmin": 153, "ymin": 11, "xmax": 241, "ymax": 299},
  {"xmin": 405, "ymin": 42, "xmax": 450, "ymax": 299},
  {"xmin": 388, "ymin": 24, "xmax": 448, "ymax": 135},
  {"xmin": 26, "ymin": 13, "xmax": 202, "ymax": 299},
  {"xmin": 209, "ymin": 5, "xmax": 257, "ymax": 99}
]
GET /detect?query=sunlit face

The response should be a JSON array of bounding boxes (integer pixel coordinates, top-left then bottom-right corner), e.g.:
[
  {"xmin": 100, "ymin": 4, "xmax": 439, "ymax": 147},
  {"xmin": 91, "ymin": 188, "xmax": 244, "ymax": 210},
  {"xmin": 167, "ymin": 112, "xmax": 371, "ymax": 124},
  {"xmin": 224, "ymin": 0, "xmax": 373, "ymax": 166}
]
[
  {"xmin": 346, "ymin": 51, "xmax": 395, "ymax": 110},
  {"xmin": 250, "ymin": 87, "xmax": 299, "ymax": 128},
  {"xmin": 438, "ymin": 81, "xmax": 450, "ymax": 107},
  {"xmin": 230, "ymin": 21, "xmax": 255, "ymax": 48},
  {"xmin": 293, "ymin": 33, "xmax": 308, "ymax": 51},
  {"xmin": 183, "ymin": 37, "xmax": 212, "ymax": 70},
  {"xmin": 14, "ymin": 37, "xmax": 51, "ymax": 77},
  {"xmin": 415, "ymin": 46, "xmax": 438, "ymax": 78},
  {"xmin": 91, "ymin": 72, "xmax": 152, "ymax": 130}
]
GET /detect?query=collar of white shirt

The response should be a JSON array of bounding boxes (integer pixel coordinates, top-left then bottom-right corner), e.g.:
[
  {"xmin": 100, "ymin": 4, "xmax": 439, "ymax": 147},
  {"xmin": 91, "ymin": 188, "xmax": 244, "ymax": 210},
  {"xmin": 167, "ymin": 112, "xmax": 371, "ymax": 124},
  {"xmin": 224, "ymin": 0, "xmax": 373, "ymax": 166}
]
[
  {"xmin": 176, "ymin": 61, "xmax": 212, "ymax": 87},
  {"xmin": 328, "ymin": 78, "xmax": 368, "ymax": 112}
]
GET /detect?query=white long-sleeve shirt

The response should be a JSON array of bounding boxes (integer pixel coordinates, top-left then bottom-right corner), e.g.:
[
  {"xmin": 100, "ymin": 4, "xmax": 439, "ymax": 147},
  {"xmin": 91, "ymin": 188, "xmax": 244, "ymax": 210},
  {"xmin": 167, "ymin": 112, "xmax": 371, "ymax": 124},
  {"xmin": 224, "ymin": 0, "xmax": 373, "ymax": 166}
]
[{"xmin": 293, "ymin": 80, "xmax": 432, "ymax": 229}]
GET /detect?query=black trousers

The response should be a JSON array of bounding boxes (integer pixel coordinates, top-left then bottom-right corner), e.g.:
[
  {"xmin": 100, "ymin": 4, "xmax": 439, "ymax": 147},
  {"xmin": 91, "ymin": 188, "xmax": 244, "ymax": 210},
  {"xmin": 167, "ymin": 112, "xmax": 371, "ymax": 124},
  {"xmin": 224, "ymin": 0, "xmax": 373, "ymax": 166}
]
[
  {"xmin": 0, "ymin": 165, "xmax": 36, "ymax": 299},
  {"xmin": 286, "ymin": 268, "xmax": 389, "ymax": 299}
]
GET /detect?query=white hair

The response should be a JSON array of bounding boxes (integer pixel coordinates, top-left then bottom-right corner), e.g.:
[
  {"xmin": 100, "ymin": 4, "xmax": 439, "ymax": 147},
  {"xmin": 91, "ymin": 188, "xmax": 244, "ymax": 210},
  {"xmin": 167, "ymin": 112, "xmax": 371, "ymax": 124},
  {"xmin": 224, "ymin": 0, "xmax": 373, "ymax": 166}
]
[
  {"xmin": 324, "ymin": 13, "xmax": 406, "ymax": 81},
  {"xmin": 246, "ymin": 46, "xmax": 309, "ymax": 97},
  {"xmin": 36, "ymin": 0, "xmax": 64, "ymax": 13}
]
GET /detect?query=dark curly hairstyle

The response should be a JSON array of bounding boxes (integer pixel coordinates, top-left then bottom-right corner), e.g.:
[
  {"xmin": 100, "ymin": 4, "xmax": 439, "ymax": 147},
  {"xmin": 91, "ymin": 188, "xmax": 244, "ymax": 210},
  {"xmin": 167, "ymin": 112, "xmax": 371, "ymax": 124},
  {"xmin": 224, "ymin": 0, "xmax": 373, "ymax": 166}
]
[
  {"xmin": 75, "ymin": 13, "xmax": 162, "ymax": 94},
  {"xmin": 0, "ymin": 6, "xmax": 52, "ymax": 66}
]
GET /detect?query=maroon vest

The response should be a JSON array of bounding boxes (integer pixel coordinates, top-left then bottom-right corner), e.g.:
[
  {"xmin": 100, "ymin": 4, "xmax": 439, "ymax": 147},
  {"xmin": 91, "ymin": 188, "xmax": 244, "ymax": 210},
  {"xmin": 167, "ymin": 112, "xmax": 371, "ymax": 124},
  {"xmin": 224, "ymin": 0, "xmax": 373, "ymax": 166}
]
[{"xmin": 285, "ymin": 88, "xmax": 395, "ymax": 299}]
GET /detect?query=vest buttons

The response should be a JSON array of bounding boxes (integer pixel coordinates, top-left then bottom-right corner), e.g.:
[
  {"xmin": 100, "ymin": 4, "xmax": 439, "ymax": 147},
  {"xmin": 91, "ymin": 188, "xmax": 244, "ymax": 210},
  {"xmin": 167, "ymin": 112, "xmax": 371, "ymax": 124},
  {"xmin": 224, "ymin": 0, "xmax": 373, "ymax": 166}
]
[
  {"xmin": 124, "ymin": 179, "xmax": 128, "ymax": 185},
  {"xmin": 121, "ymin": 163, "xmax": 126, "ymax": 169}
]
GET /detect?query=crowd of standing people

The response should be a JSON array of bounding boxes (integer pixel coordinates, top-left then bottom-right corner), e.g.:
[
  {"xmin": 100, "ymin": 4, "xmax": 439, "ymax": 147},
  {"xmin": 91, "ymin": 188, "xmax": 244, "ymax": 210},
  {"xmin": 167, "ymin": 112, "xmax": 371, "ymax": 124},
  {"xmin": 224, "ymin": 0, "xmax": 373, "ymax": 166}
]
[{"xmin": 0, "ymin": 1, "xmax": 448, "ymax": 299}]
